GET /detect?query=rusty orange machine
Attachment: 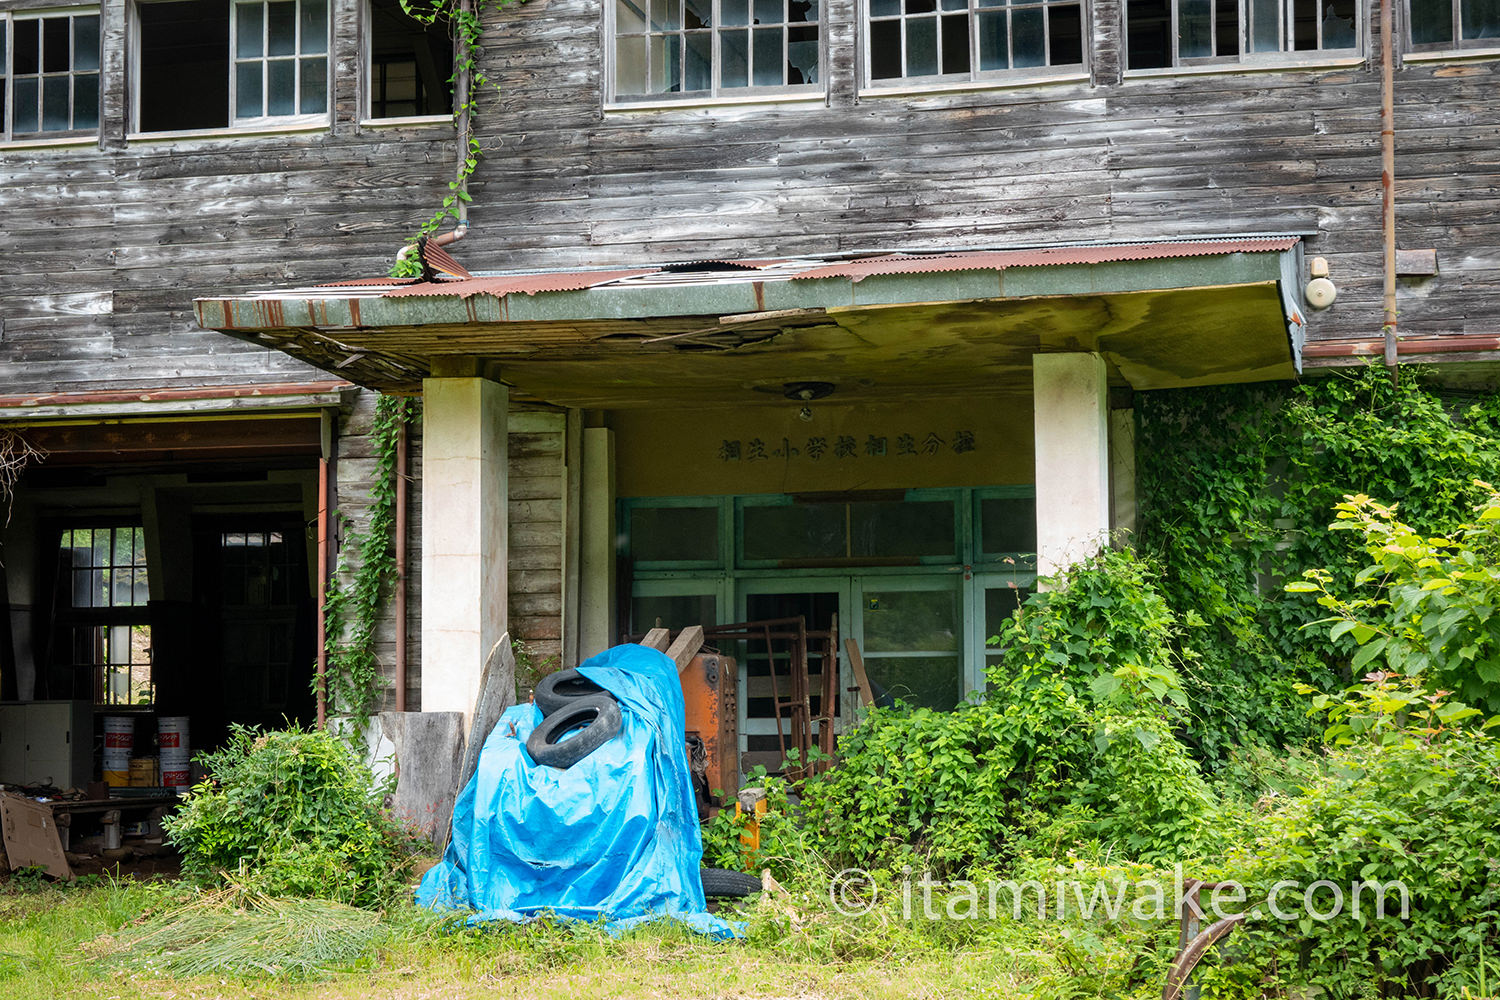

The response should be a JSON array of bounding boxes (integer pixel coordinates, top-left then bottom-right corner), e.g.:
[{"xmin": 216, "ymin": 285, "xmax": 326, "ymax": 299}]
[{"xmin": 679, "ymin": 651, "xmax": 738, "ymax": 815}]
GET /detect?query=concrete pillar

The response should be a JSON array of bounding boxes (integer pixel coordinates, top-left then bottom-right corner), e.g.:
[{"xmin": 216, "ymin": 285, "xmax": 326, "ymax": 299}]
[
  {"xmin": 420, "ymin": 377, "xmax": 508, "ymax": 720},
  {"xmin": 578, "ymin": 427, "xmax": 616, "ymax": 660},
  {"xmin": 1033, "ymin": 353, "xmax": 1111, "ymax": 577},
  {"xmin": 1109, "ymin": 408, "xmax": 1137, "ymax": 540}
]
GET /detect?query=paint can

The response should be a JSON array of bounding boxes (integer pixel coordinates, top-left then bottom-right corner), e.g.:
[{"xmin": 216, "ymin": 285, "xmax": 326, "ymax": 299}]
[
  {"xmin": 103, "ymin": 716, "xmax": 134, "ymax": 750},
  {"xmin": 157, "ymin": 716, "xmax": 190, "ymax": 750},
  {"xmin": 160, "ymin": 747, "xmax": 191, "ymax": 791}
]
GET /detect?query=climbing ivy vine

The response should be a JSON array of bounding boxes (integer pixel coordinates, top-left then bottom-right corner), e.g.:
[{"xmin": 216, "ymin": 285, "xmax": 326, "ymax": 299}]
[
  {"xmin": 321, "ymin": 394, "xmax": 418, "ymax": 736},
  {"xmin": 389, "ymin": 0, "xmax": 520, "ymax": 277},
  {"xmin": 1135, "ymin": 363, "xmax": 1500, "ymax": 767}
]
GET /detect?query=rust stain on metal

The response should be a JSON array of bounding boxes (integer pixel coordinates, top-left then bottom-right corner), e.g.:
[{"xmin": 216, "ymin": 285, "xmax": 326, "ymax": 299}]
[
  {"xmin": 789, "ymin": 239, "xmax": 1301, "ymax": 283},
  {"xmin": 382, "ymin": 268, "xmax": 660, "ymax": 299},
  {"xmin": 1304, "ymin": 335, "xmax": 1500, "ymax": 358},
  {"xmin": 0, "ymin": 380, "xmax": 354, "ymax": 409}
]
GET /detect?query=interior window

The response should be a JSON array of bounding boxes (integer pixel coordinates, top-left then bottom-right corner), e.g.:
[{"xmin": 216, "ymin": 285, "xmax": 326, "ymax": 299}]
[{"xmin": 54, "ymin": 527, "xmax": 153, "ymax": 707}]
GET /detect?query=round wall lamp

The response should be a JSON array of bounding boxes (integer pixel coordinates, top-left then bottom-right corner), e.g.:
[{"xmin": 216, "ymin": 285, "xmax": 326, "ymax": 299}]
[{"xmin": 782, "ymin": 381, "xmax": 836, "ymax": 401}]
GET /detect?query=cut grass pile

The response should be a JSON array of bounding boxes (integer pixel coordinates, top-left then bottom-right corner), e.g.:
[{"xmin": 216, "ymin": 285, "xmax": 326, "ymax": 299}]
[{"xmin": 0, "ymin": 877, "xmax": 1090, "ymax": 1000}]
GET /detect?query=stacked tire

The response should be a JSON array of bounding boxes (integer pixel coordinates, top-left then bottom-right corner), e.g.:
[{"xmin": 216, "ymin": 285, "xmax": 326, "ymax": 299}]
[{"xmin": 526, "ymin": 669, "xmax": 622, "ymax": 769}]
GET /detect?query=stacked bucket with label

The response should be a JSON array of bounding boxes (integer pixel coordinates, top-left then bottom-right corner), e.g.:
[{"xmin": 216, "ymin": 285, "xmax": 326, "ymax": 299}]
[
  {"xmin": 101, "ymin": 716, "xmax": 191, "ymax": 792},
  {"xmin": 102, "ymin": 716, "xmax": 134, "ymax": 786},
  {"xmin": 158, "ymin": 717, "xmax": 190, "ymax": 793}
]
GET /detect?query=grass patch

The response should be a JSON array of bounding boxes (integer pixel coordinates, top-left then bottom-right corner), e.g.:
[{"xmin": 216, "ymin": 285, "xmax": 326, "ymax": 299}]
[{"xmin": 0, "ymin": 877, "xmax": 1085, "ymax": 1000}]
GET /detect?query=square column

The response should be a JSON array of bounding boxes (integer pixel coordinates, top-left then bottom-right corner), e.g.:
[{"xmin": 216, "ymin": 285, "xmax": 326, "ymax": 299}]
[
  {"xmin": 420, "ymin": 376, "xmax": 508, "ymax": 719},
  {"xmin": 1033, "ymin": 353, "xmax": 1111, "ymax": 578}
]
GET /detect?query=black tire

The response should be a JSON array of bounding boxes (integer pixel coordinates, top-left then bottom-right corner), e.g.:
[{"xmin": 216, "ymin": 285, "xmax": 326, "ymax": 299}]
[
  {"xmin": 534, "ymin": 668, "xmax": 605, "ymax": 716},
  {"xmin": 526, "ymin": 694, "xmax": 622, "ymax": 769},
  {"xmin": 700, "ymin": 867, "xmax": 762, "ymax": 899}
]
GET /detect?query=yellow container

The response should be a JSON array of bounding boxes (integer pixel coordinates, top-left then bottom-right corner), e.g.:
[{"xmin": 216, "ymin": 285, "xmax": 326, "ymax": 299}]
[
  {"xmin": 103, "ymin": 769, "xmax": 130, "ymax": 787},
  {"xmin": 128, "ymin": 758, "xmax": 156, "ymax": 787}
]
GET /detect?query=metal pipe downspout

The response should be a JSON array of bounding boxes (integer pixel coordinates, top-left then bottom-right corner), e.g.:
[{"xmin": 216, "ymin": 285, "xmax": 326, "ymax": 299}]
[
  {"xmin": 395, "ymin": 2, "xmax": 473, "ymax": 267},
  {"xmin": 315, "ymin": 454, "xmax": 329, "ymax": 728},
  {"xmin": 394, "ymin": 417, "xmax": 409, "ymax": 713},
  {"xmin": 1381, "ymin": 0, "xmax": 1399, "ymax": 376}
]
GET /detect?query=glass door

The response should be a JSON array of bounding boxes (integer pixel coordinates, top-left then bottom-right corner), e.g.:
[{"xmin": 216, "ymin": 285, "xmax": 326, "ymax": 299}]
[{"xmin": 852, "ymin": 575, "xmax": 965, "ymax": 711}]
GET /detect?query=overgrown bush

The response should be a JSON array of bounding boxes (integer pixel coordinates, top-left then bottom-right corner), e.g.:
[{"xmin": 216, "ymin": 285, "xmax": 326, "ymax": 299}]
[
  {"xmin": 1290, "ymin": 484, "xmax": 1500, "ymax": 722},
  {"xmin": 1225, "ymin": 728, "xmax": 1500, "ymax": 998},
  {"xmin": 799, "ymin": 550, "xmax": 1221, "ymax": 873},
  {"xmin": 163, "ymin": 725, "xmax": 413, "ymax": 907}
]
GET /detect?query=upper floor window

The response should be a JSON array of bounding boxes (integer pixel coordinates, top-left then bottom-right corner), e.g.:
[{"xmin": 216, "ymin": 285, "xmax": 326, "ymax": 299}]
[
  {"xmin": 367, "ymin": 0, "xmax": 453, "ymax": 119},
  {"xmin": 1409, "ymin": 0, "xmax": 1500, "ymax": 50},
  {"xmin": 865, "ymin": 0, "xmax": 1085, "ymax": 86},
  {"xmin": 1126, "ymin": 0, "xmax": 1359, "ymax": 68},
  {"xmin": 609, "ymin": 0, "xmax": 822, "ymax": 102},
  {"xmin": 1, "ymin": 9, "xmax": 101, "ymax": 141},
  {"xmin": 134, "ymin": 0, "xmax": 328, "ymax": 133}
]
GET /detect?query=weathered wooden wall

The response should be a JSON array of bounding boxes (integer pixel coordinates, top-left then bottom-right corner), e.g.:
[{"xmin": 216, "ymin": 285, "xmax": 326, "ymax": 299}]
[
  {"xmin": 454, "ymin": 0, "xmax": 1500, "ymax": 345},
  {"xmin": 0, "ymin": 0, "xmax": 459, "ymax": 395}
]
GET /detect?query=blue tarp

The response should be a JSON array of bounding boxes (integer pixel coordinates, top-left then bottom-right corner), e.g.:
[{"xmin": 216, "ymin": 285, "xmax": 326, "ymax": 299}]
[{"xmin": 416, "ymin": 644, "xmax": 741, "ymax": 938}]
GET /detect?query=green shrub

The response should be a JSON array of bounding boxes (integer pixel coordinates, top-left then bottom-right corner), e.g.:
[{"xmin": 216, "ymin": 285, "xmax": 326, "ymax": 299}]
[
  {"xmin": 800, "ymin": 549, "xmax": 1221, "ymax": 872},
  {"xmin": 1228, "ymin": 730, "xmax": 1500, "ymax": 998},
  {"xmin": 163, "ymin": 725, "xmax": 413, "ymax": 907},
  {"xmin": 1290, "ymin": 484, "xmax": 1500, "ymax": 723}
]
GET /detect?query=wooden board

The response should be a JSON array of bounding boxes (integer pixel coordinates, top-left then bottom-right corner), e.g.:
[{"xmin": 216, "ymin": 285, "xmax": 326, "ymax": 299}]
[
  {"xmin": 457, "ymin": 634, "xmax": 519, "ymax": 797},
  {"xmin": 844, "ymin": 638, "xmax": 875, "ymax": 709},
  {"xmin": 0, "ymin": 793, "xmax": 71, "ymax": 879}
]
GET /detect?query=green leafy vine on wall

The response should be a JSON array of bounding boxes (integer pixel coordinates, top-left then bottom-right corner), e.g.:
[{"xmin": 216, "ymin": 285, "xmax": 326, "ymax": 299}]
[
  {"xmin": 321, "ymin": 394, "xmax": 418, "ymax": 735},
  {"xmin": 1135, "ymin": 363, "xmax": 1500, "ymax": 768},
  {"xmin": 389, "ymin": 0, "xmax": 520, "ymax": 278}
]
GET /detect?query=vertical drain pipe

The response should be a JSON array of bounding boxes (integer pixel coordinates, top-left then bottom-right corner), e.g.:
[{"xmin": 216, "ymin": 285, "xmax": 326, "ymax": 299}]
[
  {"xmin": 315, "ymin": 454, "xmax": 329, "ymax": 728},
  {"xmin": 1380, "ymin": 0, "xmax": 1399, "ymax": 375},
  {"xmin": 393, "ymin": 416, "xmax": 409, "ymax": 713}
]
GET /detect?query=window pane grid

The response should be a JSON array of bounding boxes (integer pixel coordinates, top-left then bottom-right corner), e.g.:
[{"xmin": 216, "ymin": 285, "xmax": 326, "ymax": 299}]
[
  {"xmin": 3, "ymin": 11, "xmax": 100, "ymax": 140},
  {"xmin": 232, "ymin": 0, "xmax": 327, "ymax": 122},
  {"xmin": 1127, "ymin": 0, "xmax": 1358, "ymax": 66},
  {"xmin": 1410, "ymin": 0, "xmax": 1500, "ymax": 48},
  {"xmin": 868, "ymin": 0, "xmax": 1084, "ymax": 83},
  {"xmin": 613, "ymin": 0, "xmax": 820, "ymax": 99},
  {"xmin": 57, "ymin": 526, "xmax": 153, "ymax": 708}
]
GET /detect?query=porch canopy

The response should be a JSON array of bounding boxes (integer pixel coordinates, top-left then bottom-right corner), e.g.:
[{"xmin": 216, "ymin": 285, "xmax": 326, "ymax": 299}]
[
  {"xmin": 194, "ymin": 237, "xmax": 1305, "ymax": 717},
  {"xmin": 194, "ymin": 237, "xmax": 1305, "ymax": 406}
]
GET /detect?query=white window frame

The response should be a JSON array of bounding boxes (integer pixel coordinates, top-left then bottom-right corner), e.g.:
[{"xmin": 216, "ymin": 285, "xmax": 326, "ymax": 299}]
[
  {"xmin": 604, "ymin": 0, "xmax": 826, "ymax": 107},
  {"xmin": 129, "ymin": 0, "xmax": 329, "ymax": 136},
  {"xmin": 1, "ymin": 7, "xmax": 102, "ymax": 143},
  {"xmin": 1123, "ymin": 0, "xmax": 1363, "ymax": 73},
  {"xmin": 1406, "ymin": 0, "xmax": 1500, "ymax": 54},
  {"xmin": 230, "ymin": 0, "xmax": 328, "ymax": 126},
  {"xmin": 361, "ymin": 0, "xmax": 453, "ymax": 125},
  {"xmin": 861, "ymin": 0, "xmax": 1091, "ymax": 89}
]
